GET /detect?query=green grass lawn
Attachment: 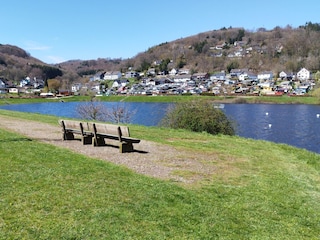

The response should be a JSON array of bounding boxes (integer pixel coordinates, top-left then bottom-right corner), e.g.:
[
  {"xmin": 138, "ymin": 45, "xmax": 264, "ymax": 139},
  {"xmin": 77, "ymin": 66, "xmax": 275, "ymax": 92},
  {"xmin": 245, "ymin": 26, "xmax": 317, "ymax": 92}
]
[{"xmin": 0, "ymin": 110, "xmax": 320, "ymax": 239}]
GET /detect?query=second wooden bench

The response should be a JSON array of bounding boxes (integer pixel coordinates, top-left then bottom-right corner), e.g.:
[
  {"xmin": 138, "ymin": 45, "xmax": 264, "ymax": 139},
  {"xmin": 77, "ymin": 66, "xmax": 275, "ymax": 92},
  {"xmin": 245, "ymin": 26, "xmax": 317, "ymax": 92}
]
[{"xmin": 88, "ymin": 122, "xmax": 141, "ymax": 153}]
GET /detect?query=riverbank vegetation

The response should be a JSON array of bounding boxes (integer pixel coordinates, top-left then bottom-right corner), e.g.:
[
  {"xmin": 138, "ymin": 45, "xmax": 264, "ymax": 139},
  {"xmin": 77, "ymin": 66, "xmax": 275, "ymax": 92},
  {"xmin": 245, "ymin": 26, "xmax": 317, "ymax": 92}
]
[
  {"xmin": 0, "ymin": 110, "xmax": 320, "ymax": 238},
  {"xmin": 1, "ymin": 93, "xmax": 320, "ymax": 105}
]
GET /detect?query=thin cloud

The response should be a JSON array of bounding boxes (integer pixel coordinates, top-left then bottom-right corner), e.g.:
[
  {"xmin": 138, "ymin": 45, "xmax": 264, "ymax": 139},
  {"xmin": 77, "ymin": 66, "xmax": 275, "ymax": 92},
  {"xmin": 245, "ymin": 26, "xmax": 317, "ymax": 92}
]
[
  {"xmin": 46, "ymin": 55, "xmax": 66, "ymax": 64},
  {"xmin": 24, "ymin": 41, "xmax": 51, "ymax": 51}
]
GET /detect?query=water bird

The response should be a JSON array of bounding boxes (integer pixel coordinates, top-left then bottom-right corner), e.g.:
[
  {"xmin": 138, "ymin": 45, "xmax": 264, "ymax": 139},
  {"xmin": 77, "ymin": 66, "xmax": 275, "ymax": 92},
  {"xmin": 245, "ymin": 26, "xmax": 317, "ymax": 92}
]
[
  {"xmin": 317, "ymin": 114, "xmax": 320, "ymax": 118},
  {"xmin": 265, "ymin": 112, "xmax": 269, "ymax": 116},
  {"xmin": 268, "ymin": 124, "xmax": 272, "ymax": 128}
]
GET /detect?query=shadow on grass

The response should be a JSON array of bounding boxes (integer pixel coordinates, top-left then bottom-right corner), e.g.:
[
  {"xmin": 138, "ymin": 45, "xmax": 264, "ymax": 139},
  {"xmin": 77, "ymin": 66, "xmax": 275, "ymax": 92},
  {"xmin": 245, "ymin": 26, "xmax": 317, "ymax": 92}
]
[{"xmin": 2, "ymin": 137, "xmax": 33, "ymax": 142}]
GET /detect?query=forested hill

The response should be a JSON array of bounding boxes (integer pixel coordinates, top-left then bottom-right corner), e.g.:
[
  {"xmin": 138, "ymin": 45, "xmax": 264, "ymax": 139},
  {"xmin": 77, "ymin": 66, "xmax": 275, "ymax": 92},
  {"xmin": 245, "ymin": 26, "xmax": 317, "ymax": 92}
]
[
  {"xmin": 2, "ymin": 22, "xmax": 320, "ymax": 85},
  {"xmin": 0, "ymin": 44, "xmax": 63, "ymax": 83},
  {"xmin": 57, "ymin": 22, "xmax": 320, "ymax": 77}
]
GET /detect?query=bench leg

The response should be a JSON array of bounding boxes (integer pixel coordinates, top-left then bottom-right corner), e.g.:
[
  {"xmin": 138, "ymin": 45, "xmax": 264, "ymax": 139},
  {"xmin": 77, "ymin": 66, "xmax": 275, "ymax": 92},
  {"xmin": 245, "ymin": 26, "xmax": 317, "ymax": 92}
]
[
  {"xmin": 82, "ymin": 136, "xmax": 92, "ymax": 145},
  {"xmin": 63, "ymin": 132, "xmax": 74, "ymax": 140},
  {"xmin": 93, "ymin": 137, "xmax": 105, "ymax": 146},
  {"xmin": 119, "ymin": 142, "xmax": 134, "ymax": 153}
]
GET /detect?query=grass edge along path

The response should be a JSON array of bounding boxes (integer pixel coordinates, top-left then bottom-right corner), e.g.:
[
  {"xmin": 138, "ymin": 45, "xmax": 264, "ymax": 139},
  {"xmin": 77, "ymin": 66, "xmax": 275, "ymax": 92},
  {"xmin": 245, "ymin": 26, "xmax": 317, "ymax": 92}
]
[{"xmin": 0, "ymin": 111, "xmax": 320, "ymax": 238}]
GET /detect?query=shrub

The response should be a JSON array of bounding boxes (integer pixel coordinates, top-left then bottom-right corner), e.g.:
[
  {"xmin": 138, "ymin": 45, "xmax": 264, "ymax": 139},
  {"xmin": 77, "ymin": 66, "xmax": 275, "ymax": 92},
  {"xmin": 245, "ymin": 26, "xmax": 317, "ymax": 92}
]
[{"xmin": 160, "ymin": 101, "xmax": 236, "ymax": 135}]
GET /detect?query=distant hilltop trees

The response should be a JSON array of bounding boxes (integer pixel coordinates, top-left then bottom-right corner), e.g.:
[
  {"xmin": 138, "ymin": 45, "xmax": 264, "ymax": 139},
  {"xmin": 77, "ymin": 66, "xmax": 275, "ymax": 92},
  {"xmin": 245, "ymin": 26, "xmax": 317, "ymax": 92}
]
[
  {"xmin": 2, "ymin": 22, "xmax": 320, "ymax": 88},
  {"xmin": 58, "ymin": 22, "xmax": 320, "ymax": 82}
]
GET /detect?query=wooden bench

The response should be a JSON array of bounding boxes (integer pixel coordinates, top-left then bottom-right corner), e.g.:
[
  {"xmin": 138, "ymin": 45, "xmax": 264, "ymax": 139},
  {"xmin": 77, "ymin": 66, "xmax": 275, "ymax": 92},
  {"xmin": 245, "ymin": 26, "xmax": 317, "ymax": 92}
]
[
  {"xmin": 58, "ymin": 120, "xmax": 93, "ymax": 145},
  {"xmin": 88, "ymin": 122, "xmax": 140, "ymax": 153}
]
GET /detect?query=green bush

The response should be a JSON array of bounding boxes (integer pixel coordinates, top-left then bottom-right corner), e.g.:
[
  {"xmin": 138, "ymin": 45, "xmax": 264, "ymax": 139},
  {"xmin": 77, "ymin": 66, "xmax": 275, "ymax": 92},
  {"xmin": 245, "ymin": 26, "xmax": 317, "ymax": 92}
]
[{"xmin": 160, "ymin": 101, "xmax": 236, "ymax": 135}]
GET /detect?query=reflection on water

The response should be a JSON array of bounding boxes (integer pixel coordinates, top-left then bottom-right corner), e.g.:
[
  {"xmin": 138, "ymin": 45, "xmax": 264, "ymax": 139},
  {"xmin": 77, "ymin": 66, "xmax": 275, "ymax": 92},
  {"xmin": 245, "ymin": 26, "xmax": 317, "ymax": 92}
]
[{"xmin": 1, "ymin": 102, "xmax": 320, "ymax": 153}]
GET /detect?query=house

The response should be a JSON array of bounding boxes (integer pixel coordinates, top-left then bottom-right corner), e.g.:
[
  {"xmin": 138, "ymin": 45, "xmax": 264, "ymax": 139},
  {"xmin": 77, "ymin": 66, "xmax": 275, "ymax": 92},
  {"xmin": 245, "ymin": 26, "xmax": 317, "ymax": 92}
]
[
  {"xmin": 169, "ymin": 68, "xmax": 178, "ymax": 76},
  {"xmin": 234, "ymin": 41, "xmax": 246, "ymax": 47},
  {"xmin": 125, "ymin": 71, "xmax": 139, "ymax": 78},
  {"xmin": 89, "ymin": 82, "xmax": 100, "ymax": 92},
  {"xmin": 295, "ymin": 85, "xmax": 310, "ymax": 94},
  {"xmin": 192, "ymin": 73, "xmax": 209, "ymax": 81},
  {"xmin": 230, "ymin": 69, "xmax": 248, "ymax": 78},
  {"xmin": 238, "ymin": 73, "xmax": 248, "ymax": 81},
  {"xmin": 238, "ymin": 70, "xmax": 257, "ymax": 81},
  {"xmin": 59, "ymin": 90, "xmax": 72, "ymax": 96},
  {"xmin": 144, "ymin": 78, "xmax": 156, "ymax": 86},
  {"xmin": 8, "ymin": 87, "xmax": 19, "ymax": 94},
  {"xmin": 147, "ymin": 68, "xmax": 156, "ymax": 76},
  {"xmin": 279, "ymin": 71, "xmax": 287, "ymax": 79},
  {"xmin": 246, "ymin": 71, "xmax": 258, "ymax": 81},
  {"xmin": 297, "ymin": 68, "xmax": 311, "ymax": 81},
  {"xmin": 90, "ymin": 72, "xmax": 105, "ymax": 81},
  {"xmin": 210, "ymin": 72, "xmax": 226, "ymax": 81},
  {"xmin": 246, "ymin": 47, "xmax": 253, "ymax": 54},
  {"xmin": 31, "ymin": 78, "xmax": 45, "ymax": 89},
  {"xmin": 111, "ymin": 79, "xmax": 129, "ymax": 89},
  {"xmin": 279, "ymin": 71, "xmax": 295, "ymax": 80},
  {"xmin": 71, "ymin": 83, "xmax": 82, "ymax": 92},
  {"xmin": 155, "ymin": 77, "xmax": 173, "ymax": 85},
  {"xmin": 258, "ymin": 81, "xmax": 273, "ymax": 89},
  {"xmin": 179, "ymin": 68, "xmax": 190, "ymax": 75},
  {"xmin": 215, "ymin": 42, "xmax": 227, "ymax": 50},
  {"xmin": 234, "ymin": 49, "xmax": 243, "ymax": 57},
  {"xmin": 233, "ymin": 46, "xmax": 244, "ymax": 57},
  {"xmin": 172, "ymin": 74, "xmax": 192, "ymax": 83},
  {"xmin": 0, "ymin": 79, "xmax": 6, "ymax": 88},
  {"xmin": 257, "ymin": 71, "xmax": 273, "ymax": 81},
  {"xmin": 153, "ymin": 60, "xmax": 162, "ymax": 65},
  {"xmin": 277, "ymin": 81, "xmax": 292, "ymax": 92},
  {"xmin": 20, "ymin": 78, "xmax": 30, "ymax": 87},
  {"xmin": 258, "ymin": 81, "xmax": 274, "ymax": 94},
  {"xmin": 0, "ymin": 79, "xmax": 7, "ymax": 93},
  {"xmin": 103, "ymin": 71, "xmax": 122, "ymax": 80}
]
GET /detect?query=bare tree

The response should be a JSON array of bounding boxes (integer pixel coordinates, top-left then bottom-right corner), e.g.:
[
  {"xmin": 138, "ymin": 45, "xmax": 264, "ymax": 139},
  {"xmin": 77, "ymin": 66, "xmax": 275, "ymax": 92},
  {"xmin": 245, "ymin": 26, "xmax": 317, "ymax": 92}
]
[
  {"xmin": 76, "ymin": 101, "xmax": 135, "ymax": 124},
  {"xmin": 105, "ymin": 104, "xmax": 136, "ymax": 124},
  {"xmin": 76, "ymin": 101, "xmax": 109, "ymax": 121}
]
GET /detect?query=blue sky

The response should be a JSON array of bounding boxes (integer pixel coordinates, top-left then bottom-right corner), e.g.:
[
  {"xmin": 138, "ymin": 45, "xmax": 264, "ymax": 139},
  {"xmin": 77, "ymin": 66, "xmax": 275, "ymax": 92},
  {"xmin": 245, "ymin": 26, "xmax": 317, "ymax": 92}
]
[{"xmin": 2, "ymin": 0, "xmax": 319, "ymax": 64}]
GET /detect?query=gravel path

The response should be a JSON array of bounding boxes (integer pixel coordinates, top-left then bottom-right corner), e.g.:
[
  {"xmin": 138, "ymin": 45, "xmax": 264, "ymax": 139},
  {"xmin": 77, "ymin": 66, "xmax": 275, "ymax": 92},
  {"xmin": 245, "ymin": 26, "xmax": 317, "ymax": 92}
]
[{"xmin": 0, "ymin": 116, "xmax": 217, "ymax": 184}]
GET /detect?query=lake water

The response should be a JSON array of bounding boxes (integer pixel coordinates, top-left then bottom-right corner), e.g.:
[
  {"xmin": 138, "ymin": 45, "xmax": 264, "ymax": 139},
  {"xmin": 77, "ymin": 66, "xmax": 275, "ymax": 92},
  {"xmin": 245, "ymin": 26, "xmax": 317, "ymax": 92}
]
[{"xmin": 1, "ymin": 102, "xmax": 320, "ymax": 154}]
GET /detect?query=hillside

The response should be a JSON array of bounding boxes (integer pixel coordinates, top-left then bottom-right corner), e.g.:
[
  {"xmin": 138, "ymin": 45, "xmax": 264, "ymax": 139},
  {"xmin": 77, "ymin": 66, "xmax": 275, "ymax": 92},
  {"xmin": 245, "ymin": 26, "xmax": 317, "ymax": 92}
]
[
  {"xmin": 57, "ymin": 22, "xmax": 320, "ymax": 77},
  {"xmin": 0, "ymin": 44, "xmax": 63, "ymax": 86},
  {"xmin": 128, "ymin": 23, "xmax": 320, "ymax": 74},
  {"xmin": 2, "ymin": 22, "xmax": 320, "ymax": 87}
]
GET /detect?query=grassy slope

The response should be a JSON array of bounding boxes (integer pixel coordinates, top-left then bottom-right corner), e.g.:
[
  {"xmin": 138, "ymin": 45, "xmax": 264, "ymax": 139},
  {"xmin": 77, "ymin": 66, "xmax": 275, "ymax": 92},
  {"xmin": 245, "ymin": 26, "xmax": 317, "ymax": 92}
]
[{"xmin": 0, "ymin": 110, "xmax": 320, "ymax": 239}]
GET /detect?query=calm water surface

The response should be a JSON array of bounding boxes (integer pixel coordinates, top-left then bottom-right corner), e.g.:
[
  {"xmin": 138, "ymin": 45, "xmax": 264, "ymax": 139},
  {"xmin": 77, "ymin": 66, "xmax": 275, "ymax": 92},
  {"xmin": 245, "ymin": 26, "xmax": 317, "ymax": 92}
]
[
  {"xmin": 223, "ymin": 104, "xmax": 320, "ymax": 153},
  {"xmin": 1, "ymin": 102, "xmax": 320, "ymax": 153}
]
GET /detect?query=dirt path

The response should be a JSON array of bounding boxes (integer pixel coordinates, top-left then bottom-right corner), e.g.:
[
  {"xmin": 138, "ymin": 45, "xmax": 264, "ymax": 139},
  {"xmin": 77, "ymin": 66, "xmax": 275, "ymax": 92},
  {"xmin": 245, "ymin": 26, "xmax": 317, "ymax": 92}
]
[{"xmin": 0, "ymin": 116, "xmax": 216, "ymax": 184}]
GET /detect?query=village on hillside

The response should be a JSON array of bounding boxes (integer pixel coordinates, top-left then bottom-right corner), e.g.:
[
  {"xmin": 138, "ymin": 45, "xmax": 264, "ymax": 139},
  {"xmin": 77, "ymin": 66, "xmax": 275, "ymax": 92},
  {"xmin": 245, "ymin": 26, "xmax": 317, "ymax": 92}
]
[
  {"xmin": 0, "ymin": 66, "xmax": 316, "ymax": 97},
  {"xmin": 85, "ymin": 67, "xmax": 314, "ymax": 96}
]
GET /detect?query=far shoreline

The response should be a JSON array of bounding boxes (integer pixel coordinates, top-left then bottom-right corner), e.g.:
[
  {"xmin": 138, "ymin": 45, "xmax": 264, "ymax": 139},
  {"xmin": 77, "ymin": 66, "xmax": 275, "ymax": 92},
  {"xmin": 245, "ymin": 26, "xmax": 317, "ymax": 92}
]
[{"xmin": 0, "ymin": 94, "xmax": 319, "ymax": 105}]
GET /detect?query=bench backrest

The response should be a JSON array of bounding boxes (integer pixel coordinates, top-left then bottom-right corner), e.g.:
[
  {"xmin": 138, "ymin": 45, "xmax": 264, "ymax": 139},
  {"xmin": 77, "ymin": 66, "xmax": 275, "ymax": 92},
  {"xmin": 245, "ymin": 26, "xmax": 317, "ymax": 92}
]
[
  {"xmin": 59, "ymin": 120, "xmax": 89, "ymax": 131},
  {"xmin": 88, "ymin": 123, "xmax": 130, "ymax": 137},
  {"xmin": 59, "ymin": 120, "xmax": 130, "ymax": 138}
]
